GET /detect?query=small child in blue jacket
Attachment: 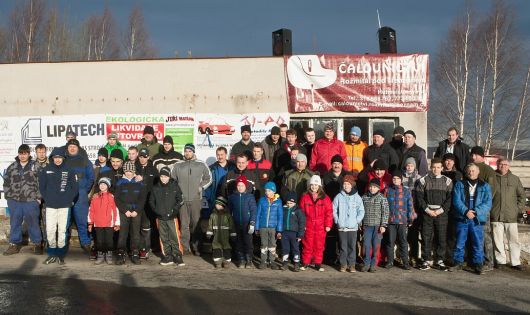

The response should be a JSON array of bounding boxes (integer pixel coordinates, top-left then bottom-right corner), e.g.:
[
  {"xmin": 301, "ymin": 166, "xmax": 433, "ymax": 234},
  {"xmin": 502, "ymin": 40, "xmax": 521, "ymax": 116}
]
[
  {"xmin": 228, "ymin": 175, "xmax": 257, "ymax": 268},
  {"xmin": 255, "ymin": 181, "xmax": 283, "ymax": 270},
  {"xmin": 281, "ymin": 191, "xmax": 306, "ymax": 272}
]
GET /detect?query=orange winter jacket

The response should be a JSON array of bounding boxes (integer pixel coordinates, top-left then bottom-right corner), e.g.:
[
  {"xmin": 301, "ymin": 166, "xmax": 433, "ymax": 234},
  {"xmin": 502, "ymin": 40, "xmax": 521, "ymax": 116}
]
[{"xmin": 88, "ymin": 192, "xmax": 120, "ymax": 228}]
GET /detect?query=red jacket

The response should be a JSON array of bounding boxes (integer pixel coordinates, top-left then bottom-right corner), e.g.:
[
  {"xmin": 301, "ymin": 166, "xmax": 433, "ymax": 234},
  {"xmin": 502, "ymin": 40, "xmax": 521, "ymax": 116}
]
[
  {"xmin": 299, "ymin": 192, "xmax": 333, "ymax": 229},
  {"xmin": 88, "ymin": 192, "xmax": 120, "ymax": 228},
  {"xmin": 366, "ymin": 171, "xmax": 392, "ymax": 195},
  {"xmin": 310, "ymin": 138, "xmax": 348, "ymax": 175},
  {"xmin": 248, "ymin": 159, "xmax": 272, "ymax": 170}
]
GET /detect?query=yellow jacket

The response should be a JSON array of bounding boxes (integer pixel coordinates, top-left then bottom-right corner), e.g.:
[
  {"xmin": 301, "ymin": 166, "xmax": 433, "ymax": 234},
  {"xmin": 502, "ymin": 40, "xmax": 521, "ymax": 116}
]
[{"xmin": 345, "ymin": 141, "xmax": 368, "ymax": 175}]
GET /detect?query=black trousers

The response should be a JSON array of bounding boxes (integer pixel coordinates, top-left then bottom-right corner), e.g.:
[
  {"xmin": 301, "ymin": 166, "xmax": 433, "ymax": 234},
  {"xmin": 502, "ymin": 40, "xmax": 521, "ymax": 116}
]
[
  {"xmin": 386, "ymin": 224, "xmax": 409, "ymax": 265},
  {"xmin": 421, "ymin": 214, "xmax": 448, "ymax": 261},
  {"xmin": 95, "ymin": 227, "xmax": 114, "ymax": 252},
  {"xmin": 118, "ymin": 212, "xmax": 142, "ymax": 251},
  {"xmin": 213, "ymin": 248, "xmax": 232, "ymax": 261},
  {"xmin": 234, "ymin": 228, "xmax": 253, "ymax": 260}
]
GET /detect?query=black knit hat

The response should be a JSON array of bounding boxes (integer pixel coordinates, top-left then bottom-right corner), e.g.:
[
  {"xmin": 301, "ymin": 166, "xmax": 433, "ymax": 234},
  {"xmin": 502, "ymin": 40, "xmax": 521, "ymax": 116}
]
[
  {"xmin": 286, "ymin": 191, "xmax": 298, "ymax": 203},
  {"xmin": 143, "ymin": 126, "xmax": 155, "ymax": 135},
  {"xmin": 404, "ymin": 130, "xmax": 416, "ymax": 138},
  {"xmin": 373, "ymin": 129, "xmax": 385, "ymax": 138},
  {"xmin": 270, "ymin": 126, "xmax": 280, "ymax": 136},
  {"xmin": 470, "ymin": 146, "xmax": 485, "ymax": 157},
  {"xmin": 67, "ymin": 139, "xmax": 80, "ymax": 148},
  {"xmin": 373, "ymin": 159, "xmax": 387, "ymax": 170},
  {"xmin": 331, "ymin": 154, "xmax": 343, "ymax": 164},
  {"xmin": 391, "ymin": 169, "xmax": 402, "ymax": 178},
  {"xmin": 369, "ymin": 178, "xmax": 381, "ymax": 188},
  {"xmin": 393, "ymin": 126, "xmax": 405, "ymax": 135},
  {"xmin": 97, "ymin": 147, "xmax": 108, "ymax": 157},
  {"xmin": 215, "ymin": 196, "xmax": 228, "ymax": 208},
  {"xmin": 241, "ymin": 125, "xmax": 252, "ymax": 134},
  {"xmin": 163, "ymin": 135, "xmax": 174, "ymax": 145},
  {"xmin": 159, "ymin": 166, "xmax": 171, "ymax": 178},
  {"xmin": 110, "ymin": 149, "xmax": 124, "ymax": 161}
]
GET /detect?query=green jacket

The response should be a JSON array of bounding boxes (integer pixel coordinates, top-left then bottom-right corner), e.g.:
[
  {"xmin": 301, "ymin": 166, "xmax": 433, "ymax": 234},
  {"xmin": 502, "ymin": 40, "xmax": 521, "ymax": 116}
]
[
  {"xmin": 476, "ymin": 162, "xmax": 497, "ymax": 197},
  {"xmin": 104, "ymin": 141, "xmax": 128, "ymax": 160},
  {"xmin": 207, "ymin": 209, "xmax": 236, "ymax": 249},
  {"xmin": 137, "ymin": 138, "xmax": 162, "ymax": 159},
  {"xmin": 491, "ymin": 171, "xmax": 525, "ymax": 223},
  {"xmin": 282, "ymin": 168, "xmax": 315, "ymax": 200}
]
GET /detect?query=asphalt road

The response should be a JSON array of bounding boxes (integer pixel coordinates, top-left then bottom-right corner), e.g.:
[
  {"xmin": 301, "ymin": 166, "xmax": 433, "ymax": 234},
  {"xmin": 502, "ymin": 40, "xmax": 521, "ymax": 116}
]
[{"xmin": 1, "ymin": 245, "xmax": 529, "ymax": 314}]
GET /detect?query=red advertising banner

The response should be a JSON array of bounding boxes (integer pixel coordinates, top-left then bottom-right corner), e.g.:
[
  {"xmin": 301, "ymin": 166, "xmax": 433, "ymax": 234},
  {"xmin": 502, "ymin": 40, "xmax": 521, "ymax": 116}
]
[
  {"xmin": 285, "ymin": 54, "xmax": 429, "ymax": 113},
  {"xmin": 106, "ymin": 123, "xmax": 164, "ymax": 142}
]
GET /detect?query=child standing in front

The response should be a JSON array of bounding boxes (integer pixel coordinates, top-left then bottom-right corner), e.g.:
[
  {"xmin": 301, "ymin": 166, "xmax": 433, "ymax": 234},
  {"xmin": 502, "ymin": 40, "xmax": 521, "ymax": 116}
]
[
  {"xmin": 207, "ymin": 196, "xmax": 237, "ymax": 269},
  {"xmin": 385, "ymin": 170, "xmax": 415, "ymax": 270},
  {"xmin": 228, "ymin": 175, "xmax": 257, "ymax": 268},
  {"xmin": 361, "ymin": 178, "xmax": 389, "ymax": 272},
  {"xmin": 88, "ymin": 177, "xmax": 120, "ymax": 265},
  {"xmin": 281, "ymin": 191, "xmax": 306, "ymax": 272},
  {"xmin": 333, "ymin": 174, "xmax": 364, "ymax": 273},
  {"xmin": 255, "ymin": 182, "xmax": 283, "ymax": 270},
  {"xmin": 149, "ymin": 166, "xmax": 185, "ymax": 267}
]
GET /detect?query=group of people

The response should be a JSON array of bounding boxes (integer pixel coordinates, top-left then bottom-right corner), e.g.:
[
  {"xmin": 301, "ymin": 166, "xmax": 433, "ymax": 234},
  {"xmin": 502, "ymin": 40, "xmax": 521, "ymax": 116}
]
[{"xmin": 2, "ymin": 123, "xmax": 526, "ymax": 275}]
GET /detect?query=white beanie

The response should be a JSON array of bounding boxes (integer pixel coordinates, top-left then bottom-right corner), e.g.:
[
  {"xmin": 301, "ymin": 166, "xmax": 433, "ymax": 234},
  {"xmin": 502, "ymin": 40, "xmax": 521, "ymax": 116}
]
[{"xmin": 309, "ymin": 175, "xmax": 322, "ymax": 187}]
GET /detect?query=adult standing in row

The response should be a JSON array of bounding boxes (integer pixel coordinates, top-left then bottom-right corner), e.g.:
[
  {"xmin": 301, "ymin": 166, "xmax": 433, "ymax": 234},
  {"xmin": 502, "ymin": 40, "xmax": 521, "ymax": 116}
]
[
  {"xmin": 152, "ymin": 136, "xmax": 183, "ymax": 172},
  {"xmin": 204, "ymin": 147, "xmax": 235, "ymax": 215},
  {"xmin": 399, "ymin": 130, "xmax": 428, "ymax": 176},
  {"xmin": 137, "ymin": 126, "xmax": 161, "ymax": 159},
  {"xmin": 2, "ymin": 144, "xmax": 43, "ymax": 256},
  {"xmin": 344, "ymin": 126, "xmax": 367, "ymax": 177},
  {"xmin": 303, "ymin": 128, "xmax": 316, "ymax": 163},
  {"xmin": 310, "ymin": 123, "xmax": 347, "ymax": 175},
  {"xmin": 363, "ymin": 129, "xmax": 399, "ymax": 172},
  {"xmin": 230, "ymin": 125, "xmax": 254, "ymax": 161},
  {"xmin": 104, "ymin": 132, "xmax": 128, "ymax": 161},
  {"xmin": 261, "ymin": 126, "xmax": 282, "ymax": 162},
  {"xmin": 282, "ymin": 153, "xmax": 315, "ymax": 201},
  {"xmin": 135, "ymin": 148, "xmax": 158, "ymax": 259},
  {"xmin": 491, "ymin": 158, "xmax": 525, "ymax": 270},
  {"xmin": 171, "ymin": 144, "xmax": 212, "ymax": 255},
  {"xmin": 434, "ymin": 127, "xmax": 470, "ymax": 174}
]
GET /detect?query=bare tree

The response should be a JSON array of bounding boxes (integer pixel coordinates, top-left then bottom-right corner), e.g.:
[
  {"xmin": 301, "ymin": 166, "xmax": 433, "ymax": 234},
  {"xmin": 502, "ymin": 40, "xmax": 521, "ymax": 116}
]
[
  {"xmin": 80, "ymin": 7, "xmax": 120, "ymax": 61},
  {"xmin": 507, "ymin": 64, "xmax": 530, "ymax": 160},
  {"xmin": 10, "ymin": 0, "xmax": 46, "ymax": 62},
  {"xmin": 123, "ymin": 6, "xmax": 155, "ymax": 59}
]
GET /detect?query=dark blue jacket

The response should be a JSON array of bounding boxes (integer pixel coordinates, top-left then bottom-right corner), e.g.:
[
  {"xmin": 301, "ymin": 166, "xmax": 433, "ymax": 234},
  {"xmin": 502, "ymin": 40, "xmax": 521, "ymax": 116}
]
[
  {"xmin": 228, "ymin": 192, "xmax": 257, "ymax": 229},
  {"xmin": 114, "ymin": 177, "xmax": 147, "ymax": 215},
  {"xmin": 38, "ymin": 162, "xmax": 78, "ymax": 208},
  {"xmin": 282, "ymin": 205, "xmax": 306, "ymax": 237},
  {"xmin": 255, "ymin": 194, "xmax": 283, "ymax": 231},
  {"xmin": 204, "ymin": 161, "xmax": 236, "ymax": 210},
  {"xmin": 453, "ymin": 179, "xmax": 492, "ymax": 224},
  {"xmin": 65, "ymin": 153, "xmax": 94, "ymax": 192}
]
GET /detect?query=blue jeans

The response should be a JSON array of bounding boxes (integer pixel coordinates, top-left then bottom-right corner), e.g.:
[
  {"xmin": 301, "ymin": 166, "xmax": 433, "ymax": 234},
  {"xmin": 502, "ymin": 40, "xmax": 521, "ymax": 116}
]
[
  {"xmin": 72, "ymin": 190, "xmax": 91, "ymax": 246},
  {"xmin": 363, "ymin": 226, "xmax": 382, "ymax": 267},
  {"xmin": 7, "ymin": 200, "xmax": 42, "ymax": 245},
  {"xmin": 454, "ymin": 220, "xmax": 484, "ymax": 265}
]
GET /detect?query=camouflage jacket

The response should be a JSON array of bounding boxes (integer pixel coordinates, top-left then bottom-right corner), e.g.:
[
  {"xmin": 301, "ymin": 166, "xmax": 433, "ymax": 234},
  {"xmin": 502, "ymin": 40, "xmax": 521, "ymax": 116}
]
[{"xmin": 3, "ymin": 157, "xmax": 42, "ymax": 202}]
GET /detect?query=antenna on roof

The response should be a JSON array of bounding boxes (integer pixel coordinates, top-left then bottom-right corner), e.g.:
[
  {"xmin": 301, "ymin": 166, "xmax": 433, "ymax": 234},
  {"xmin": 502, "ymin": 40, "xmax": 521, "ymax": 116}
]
[{"xmin": 377, "ymin": 9, "xmax": 382, "ymax": 29}]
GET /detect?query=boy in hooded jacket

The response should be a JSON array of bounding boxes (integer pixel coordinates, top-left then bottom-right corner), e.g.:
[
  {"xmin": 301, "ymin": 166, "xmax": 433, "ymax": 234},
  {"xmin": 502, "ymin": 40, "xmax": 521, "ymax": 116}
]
[
  {"xmin": 149, "ymin": 166, "xmax": 185, "ymax": 266},
  {"xmin": 255, "ymin": 181, "xmax": 283, "ymax": 269},
  {"xmin": 88, "ymin": 177, "xmax": 120, "ymax": 265},
  {"xmin": 228, "ymin": 175, "xmax": 257, "ymax": 268},
  {"xmin": 281, "ymin": 191, "xmax": 306, "ymax": 271},
  {"xmin": 207, "ymin": 196, "xmax": 237, "ymax": 269},
  {"xmin": 333, "ymin": 174, "xmax": 364, "ymax": 273}
]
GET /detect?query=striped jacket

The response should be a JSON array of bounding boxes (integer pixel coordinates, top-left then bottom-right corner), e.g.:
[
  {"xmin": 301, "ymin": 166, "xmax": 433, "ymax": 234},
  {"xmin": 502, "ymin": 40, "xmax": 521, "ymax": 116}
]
[
  {"xmin": 416, "ymin": 172, "xmax": 453, "ymax": 214},
  {"xmin": 361, "ymin": 191, "xmax": 389, "ymax": 227}
]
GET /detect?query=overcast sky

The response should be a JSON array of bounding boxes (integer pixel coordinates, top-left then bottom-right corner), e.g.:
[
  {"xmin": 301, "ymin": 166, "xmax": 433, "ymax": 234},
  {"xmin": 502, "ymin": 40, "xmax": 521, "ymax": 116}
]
[{"xmin": 0, "ymin": 0, "xmax": 529, "ymax": 58}]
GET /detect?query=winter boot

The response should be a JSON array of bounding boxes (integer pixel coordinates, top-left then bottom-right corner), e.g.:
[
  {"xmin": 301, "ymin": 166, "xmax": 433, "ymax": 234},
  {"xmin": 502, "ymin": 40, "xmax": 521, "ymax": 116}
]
[
  {"xmin": 222, "ymin": 260, "xmax": 231, "ymax": 269},
  {"xmin": 293, "ymin": 262, "xmax": 301, "ymax": 272},
  {"xmin": 32, "ymin": 243, "xmax": 44, "ymax": 255},
  {"xmin": 105, "ymin": 251, "xmax": 114, "ymax": 265},
  {"xmin": 43, "ymin": 256, "xmax": 57, "ymax": 265},
  {"xmin": 89, "ymin": 246, "xmax": 97, "ymax": 260},
  {"xmin": 280, "ymin": 261, "xmax": 288, "ymax": 271},
  {"xmin": 57, "ymin": 256, "xmax": 66, "ymax": 265},
  {"xmin": 245, "ymin": 255, "xmax": 254, "ymax": 269},
  {"xmin": 174, "ymin": 255, "xmax": 186, "ymax": 267},
  {"xmin": 259, "ymin": 251, "xmax": 267, "ymax": 269},
  {"xmin": 116, "ymin": 250, "xmax": 126, "ymax": 265},
  {"xmin": 95, "ymin": 251, "xmax": 105, "ymax": 265},
  {"xmin": 160, "ymin": 255, "xmax": 174, "ymax": 266},
  {"xmin": 131, "ymin": 251, "xmax": 141, "ymax": 265},
  {"xmin": 214, "ymin": 260, "xmax": 222, "ymax": 269},
  {"xmin": 3, "ymin": 244, "xmax": 21, "ymax": 256}
]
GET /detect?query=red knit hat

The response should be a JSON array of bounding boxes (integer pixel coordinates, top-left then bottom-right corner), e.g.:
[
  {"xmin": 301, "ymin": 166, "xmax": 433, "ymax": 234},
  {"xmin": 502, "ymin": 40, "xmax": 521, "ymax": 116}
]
[{"xmin": 236, "ymin": 175, "xmax": 248, "ymax": 188}]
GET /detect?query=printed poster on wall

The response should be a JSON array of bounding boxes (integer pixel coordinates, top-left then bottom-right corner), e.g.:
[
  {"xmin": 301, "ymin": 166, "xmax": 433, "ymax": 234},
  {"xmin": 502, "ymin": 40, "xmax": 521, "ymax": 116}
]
[
  {"xmin": 285, "ymin": 54, "xmax": 429, "ymax": 113},
  {"xmin": 194, "ymin": 113, "xmax": 288, "ymax": 164}
]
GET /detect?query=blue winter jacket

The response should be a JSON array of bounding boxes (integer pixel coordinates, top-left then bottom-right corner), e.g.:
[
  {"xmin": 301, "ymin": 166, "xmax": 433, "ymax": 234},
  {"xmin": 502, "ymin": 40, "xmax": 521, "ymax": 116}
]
[
  {"xmin": 453, "ymin": 179, "xmax": 492, "ymax": 224},
  {"xmin": 38, "ymin": 162, "xmax": 78, "ymax": 208},
  {"xmin": 228, "ymin": 191, "xmax": 257, "ymax": 229},
  {"xmin": 204, "ymin": 161, "xmax": 236, "ymax": 212},
  {"xmin": 255, "ymin": 194, "xmax": 283, "ymax": 231},
  {"xmin": 65, "ymin": 153, "xmax": 94, "ymax": 192},
  {"xmin": 332, "ymin": 190, "xmax": 365, "ymax": 230}
]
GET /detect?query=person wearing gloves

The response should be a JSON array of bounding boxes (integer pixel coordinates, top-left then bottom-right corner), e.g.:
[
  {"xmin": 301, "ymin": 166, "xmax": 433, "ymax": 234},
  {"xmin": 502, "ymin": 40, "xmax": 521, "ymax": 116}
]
[
  {"xmin": 38, "ymin": 147, "xmax": 78, "ymax": 265},
  {"xmin": 451, "ymin": 163, "xmax": 492, "ymax": 275},
  {"xmin": 149, "ymin": 166, "xmax": 185, "ymax": 267},
  {"xmin": 333, "ymin": 174, "xmax": 364, "ymax": 273},
  {"xmin": 361, "ymin": 178, "xmax": 390, "ymax": 272},
  {"xmin": 114, "ymin": 161, "xmax": 147, "ymax": 265},
  {"xmin": 227, "ymin": 175, "xmax": 257, "ymax": 268},
  {"xmin": 299, "ymin": 175, "xmax": 333, "ymax": 272},
  {"xmin": 87, "ymin": 177, "xmax": 120, "ymax": 265},
  {"xmin": 207, "ymin": 196, "xmax": 237, "ymax": 269},
  {"xmin": 385, "ymin": 170, "xmax": 415, "ymax": 270},
  {"xmin": 281, "ymin": 191, "xmax": 306, "ymax": 272},
  {"xmin": 255, "ymin": 181, "xmax": 283, "ymax": 270}
]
